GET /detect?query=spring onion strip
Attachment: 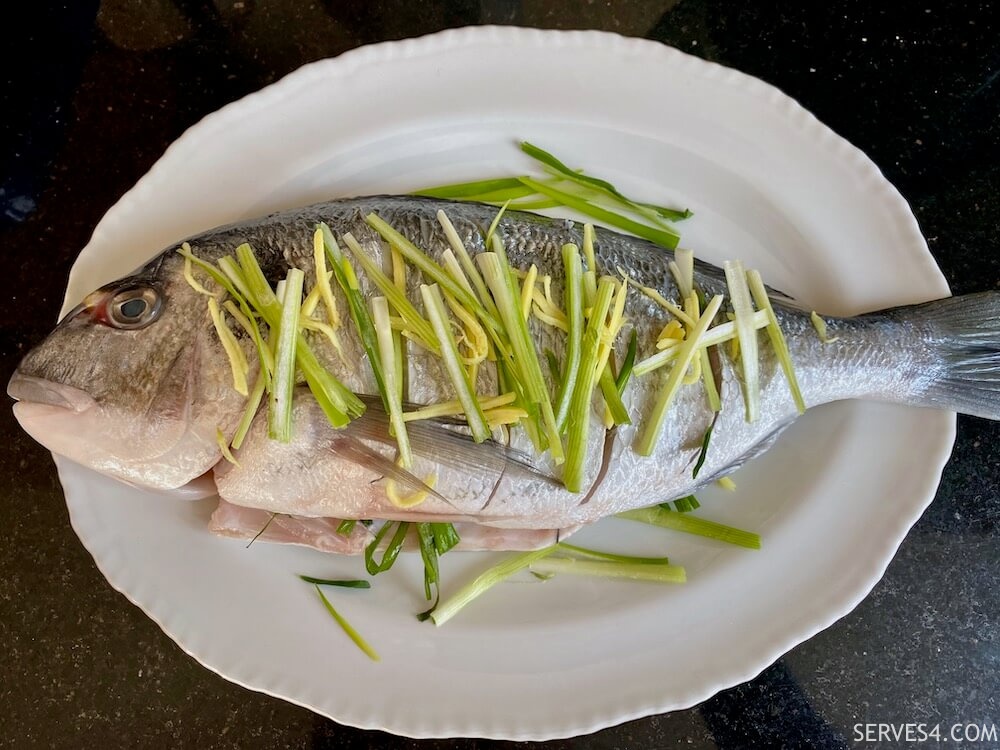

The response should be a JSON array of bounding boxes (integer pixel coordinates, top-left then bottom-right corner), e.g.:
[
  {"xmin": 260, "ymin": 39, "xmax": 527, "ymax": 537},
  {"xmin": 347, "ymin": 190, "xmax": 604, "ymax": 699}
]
[
  {"xmin": 335, "ymin": 519, "xmax": 357, "ymax": 536},
  {"xmin": 615, "ymin": 330, "xmax": 638, "ymax": 395},
  {"xmin": 371, "ymin": 297, "xmax": 412, "ymax": 467},
  {"xmin": 341, "ymin": 233, "xmax": 438, "ymax": 352},
  {"xmin": 724, "ymin": 260, "xmax": 760, "ymax": 423},
  {"xmin": 699, "ymin": 347, "xmax": 722, "ymax": 412},
  {"xmin": 416, "ymin": 177, "xmax": 527, "ymax": 199},
  {"xmin": 582, "ymin": 224, "xmax": 598, "ymax": 305},
  {"xmin": 299, "ymin": 576, "xmax": 371, "ymax": 588},
  {"xmin": 520, "ymin": 264, "xmax": 538, "ymax": 320},
  {"xmin": 810, "ymin": 311, "xmax": 839, "ymax": 344},
  {"xmin": 206, "ymin": 297, "xmax": 249, "ymax": 396},
  {"xmin": 505, "ymin": 198, "xmax": 562, "ymax": 210},
  {"xmin": 235, "ymin": 243, "xmax": 359, "ymax": 425},
  {"xmin": 618, "ymin": 506, "xmax": 761, "ymax": 549},
  {"xmin": 435, "ymin": 210, "xmax": 499, "ymax": 320},
  {"xmin": 440, "ymin": 249, "xmax": 477, "ymax": 298},
  {"xmin": 674, "ymin": 248, "xmax": 694, "ymax": 299},
  {"xmin": 519, "ymin": 142, "xmax": 689, "ymax": 230},
  {"xmin": 364, "ymin": 521, "xmax": 411, "ymax": 575},
  {"xmin": 366, "ymin": 213, "xmax": 502, "ymax": 333},
  {"xmin": 420, "ymin": 284, "xmax": 491, "ymax": 442},
  {"xmin": 478, "ymin": 252, "xmax": 564, "ymax": 460},
  {"xmin": 416, "ymin": 522, "xmax": 440, "ymax": 601},
  {"xmin": 182, "ymin": 245, "xmax": 216, "ymax": 296},
  {"xmin": 545, "ymin": 349, "xmax": 562, "ymax": 385},
  {"xmin": 268, "ymin": 268, "xmax": 303, "ymax": 442},
  {"xmin": 313, "ymin": 585, "xmax": 380, "ymax": 662},
  {"xmin": 666, "ymin": 495, "xmax": 700, "ymax": 513},
  {"xmin": 430, "ymin": 546, "xmax": 560, "ymax": 626},
  {"xmin": 598, "ymin": 365, "xmax": 630, "ymax": 426},
  {"xmin": 402, "ymin": 392, "xmax": 517, "ymax": 422},
  {"xmin": 563, "ymin": 278, "xmax": 616, "ymax": 491},
  {"xmin": 746, "ymin": 270, "xmax": 806, "ymax": 414},
  {"xmin": 691, "ymin": 422, "xmax": 714, "ymax": 479},
  {"xmin": 311, "ymin": 229, "xmax": 341, "ymax": 328},
  {"xmin": 635, "ymin": 295, "xmax": 724, "ymax": 456},
  {"xmin": 230, "ymin": 372, "xmax": 266, "ymax": 450},
  {"xmin": 554, "ymin": 244, "xmax": 584, "ymax": 428},
  {"xmin": 530, "ymin": 556, "xmax": 686, "ymax": 583},
  {"xmin": 518, "ymin": 177, "xmax": 681, "ymax": 250},
  {"xmin": 443, "ymin": 290, "xmax": 489, "ymax": 366},
  {"xmin": 223, "ymin": 299, "xmax": 274, "ymax": 385},
  {"xmin": 556, "ymin": 542, "xmax": 670, "ymax": 565},
  {"xmin": 176, "ymin": 246, "xmax": 240, "ymax": 300},
  {"xmin": 633, "ymin": 310, "xmax": 769, "ymax": 376},
  {"xmin": 218, "ymin": 255, "xmax": 259, "ymax": 307}
]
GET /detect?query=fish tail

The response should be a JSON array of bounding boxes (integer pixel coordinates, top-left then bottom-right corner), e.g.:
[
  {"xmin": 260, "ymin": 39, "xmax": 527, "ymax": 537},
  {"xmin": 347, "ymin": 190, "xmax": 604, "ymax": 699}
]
[{"xmin": 909, "ymin": 292, "xmax": 1000, "ymax": 419}]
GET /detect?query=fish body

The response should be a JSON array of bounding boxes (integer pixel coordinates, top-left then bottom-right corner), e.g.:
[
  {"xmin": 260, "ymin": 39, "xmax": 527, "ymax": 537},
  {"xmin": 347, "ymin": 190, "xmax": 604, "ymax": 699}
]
[{"xmin": 10, "ymin": 196, "xmax": 1000, "ymax": 533}]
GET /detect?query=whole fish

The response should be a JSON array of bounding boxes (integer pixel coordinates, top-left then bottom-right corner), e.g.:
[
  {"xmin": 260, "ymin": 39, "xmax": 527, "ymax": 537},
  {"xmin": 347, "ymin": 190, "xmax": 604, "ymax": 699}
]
[{"xmin": 9, "ymin": 197, "xmax": 1000, "ymax": 535}]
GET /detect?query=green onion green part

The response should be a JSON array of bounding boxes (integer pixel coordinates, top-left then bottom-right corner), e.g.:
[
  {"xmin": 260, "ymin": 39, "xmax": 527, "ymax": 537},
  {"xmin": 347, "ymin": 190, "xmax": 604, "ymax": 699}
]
[
  {"xmin": 364, "ymin": 521, "xmax": 411, "ymax": 575},
  {"xmin": 336, "ymin": 519, "xmax": 357, "ymax": 536},
  {"xmin": 313, "ymin": 585, "xmax": 380, "ymax": 662},
  {"xmin": 554, "ymin": 244, "xmax": 584, "ymax": 429},
  {"xmin": 371, "ymin": 296, "xmax": 413, "ymax": 466}
]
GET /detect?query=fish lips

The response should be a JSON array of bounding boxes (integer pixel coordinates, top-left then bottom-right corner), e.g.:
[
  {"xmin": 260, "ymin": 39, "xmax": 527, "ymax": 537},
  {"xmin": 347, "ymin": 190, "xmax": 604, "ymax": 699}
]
[{"xmin": 7, "ymin": 372, "xmax": 97, "ymax": 413}]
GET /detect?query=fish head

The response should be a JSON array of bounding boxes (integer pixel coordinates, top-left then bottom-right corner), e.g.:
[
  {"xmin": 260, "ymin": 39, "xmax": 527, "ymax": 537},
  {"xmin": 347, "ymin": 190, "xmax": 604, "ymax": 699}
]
[{"xmin": 8, "ymin": 251, "xmax": 247, "ymax": 489}]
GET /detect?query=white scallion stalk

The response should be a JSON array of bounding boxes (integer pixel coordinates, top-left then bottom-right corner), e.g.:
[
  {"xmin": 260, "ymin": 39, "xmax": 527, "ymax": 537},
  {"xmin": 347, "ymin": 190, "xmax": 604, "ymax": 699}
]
[
  {"xmin": 372, "ymin": 296, "xmax": 413, "ymax": 467},
  {"xmin": 723, "ymin": 260, "xmax": 760, "ymax": 423},
  {"xmin": 435, "ymin": 209, "xmax": 499, "ymax": 320},
  {"xmin": 582, "ymin": 223, "xmax": 598, "ymax": 305},
  {"xmin": 635, "ymin": 295, "xmax": 724, "ymax": 456},
  {"xmin": 268, "ymin": 268, "xmax": 304, "ymax": 442},
  {"xmin": 420, "ymin": 284, "xmax": 491, "ymax": 443},
  {"xmin": 478, "ymin": 253, "xmax": 564, "ymax": 462},
  {"xmin": 746, "ymin": 269, "xmax": 806, "ymax": 414},
  {"xmin": 430, "ymin": 546, "xmax": 559, "ymax": 626},
  {"xmin": 231, "ymin": 372, "xmax": 266, "ymax": 450}
]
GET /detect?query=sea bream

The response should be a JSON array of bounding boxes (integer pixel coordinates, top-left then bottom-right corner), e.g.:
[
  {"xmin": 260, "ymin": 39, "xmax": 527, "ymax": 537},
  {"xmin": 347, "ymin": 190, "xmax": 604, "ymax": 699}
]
[{"xmin": 9, "ymin": 196, "xmax": 1000, "ymax": 544}]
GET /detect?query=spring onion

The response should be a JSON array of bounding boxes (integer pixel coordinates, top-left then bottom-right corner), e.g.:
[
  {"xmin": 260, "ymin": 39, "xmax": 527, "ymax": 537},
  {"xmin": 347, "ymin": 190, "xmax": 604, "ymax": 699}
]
[
  {"xmin": 268, "ymin": 268, "xmax": 303, "ymax": 442},
  {"xmin": 632, "ymin": 310, "xmax": 770, "ymax": 376},
  {"xmin": 364, "ymin": 521, "xmax": 411, "ymax": 575},
  {"xmin": 435, "ymin": 210, "xmax": 499, "ymax": 320},
  {"xmin": 415, "ymin": 177, "xmax": 529, "ymax": 200},
  {"xmin": 313, "ymin": 585, "xmax": 380, "ymax": 662},
  {"xmin": 618, "ymin": 506, "xmax": 761, "ymax": 549},
  {"xmin": 563, "ymin": 277, "xmax": 616, "ymax": 491},
  {"xmin": 746, "ymin": 270, "xmax": 806, "ymax": 414},
  {"xmin": 401, "ymin": 392, "xmax": 516, "ymax": 422},
  {"xmin": 230, "ymin": 372, "xmax": 266, "ymax": 450},
  {"xmin": 371, "ymin": 297, "xmax": 412, "ymax": 466},
  {"xmin": 478, "ymin": 252, "xmax": 564, "ymax": 461},
  {"xmin": 529, "ymin": 556, "xmax": 686, "ymax": 584},
  {"xmin": 430, "ymin": 522, "xmax": 461, "ymax": 555},
  {"xmin": 615, "ymin": 330, "xmax": 638, "ymax": 394},
  {"xmin": 518, "ymin": 177, "xmax": 681, "ymax": 250},
  {"xmin": 420, "ymin": 284, "xmax": 491, "ymax": 442},
  {"xmin": 554, "ymin": 244, "xmax": 584, "ymax": 428},
  {"xmin": 691, "ymin": 422, "xmax": 714, "ymax": 479},
  {"xmin": 555, "ymin": 542, "xmax": 671, "ymax": 565},
  {"xmin": 336, "ymin": 519, "xmax": 357, "ymax": 536},
  {"xmin": 215, "ymin": 427, "xmax": 241, "ymax": 466},
  {"xmin": 635, "ymin": 295, "xmax": 724, "ymax": 456},
  {"xmin": 299, "ymin": 576, "xmax": 371, "ymax": 588},
  {"xmin": 724, "ymin": 260, "xmax": 760, "ymax": 423},
  {"xmin": 342, "ymin": 233, "xmax": 438, "ymax": 352},
  {"xmin": 430, "ymin": 546, "xmax": 559, "ymax": 626}
]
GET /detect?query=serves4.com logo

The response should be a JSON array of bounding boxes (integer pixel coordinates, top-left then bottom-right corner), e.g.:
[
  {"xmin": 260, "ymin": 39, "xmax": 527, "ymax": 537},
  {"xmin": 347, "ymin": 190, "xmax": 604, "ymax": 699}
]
[{"xmin": 853, "ymin": 723, "xmax": 998, "ymax": 744}]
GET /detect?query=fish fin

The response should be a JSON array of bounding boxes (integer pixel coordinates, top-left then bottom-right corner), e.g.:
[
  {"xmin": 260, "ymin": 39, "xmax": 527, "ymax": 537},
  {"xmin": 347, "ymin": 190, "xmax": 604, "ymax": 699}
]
[
  {"xmin": 327, "ymin": 434, "xmax": 455, "ymax": 505},
  {"xmin": 349, "ymin": 397, "xmax": 559, "ymax": 485},
  {"xmin": 911, "ymin": 292, "xmax": 1000, "ymax": 419}
]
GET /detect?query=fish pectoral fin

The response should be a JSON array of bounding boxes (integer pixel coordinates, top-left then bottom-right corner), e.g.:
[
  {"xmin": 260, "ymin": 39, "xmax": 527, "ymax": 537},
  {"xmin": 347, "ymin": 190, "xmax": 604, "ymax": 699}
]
[{"xmin": 348, "ymin": 396, "xmax": 559, "ymax": 486}]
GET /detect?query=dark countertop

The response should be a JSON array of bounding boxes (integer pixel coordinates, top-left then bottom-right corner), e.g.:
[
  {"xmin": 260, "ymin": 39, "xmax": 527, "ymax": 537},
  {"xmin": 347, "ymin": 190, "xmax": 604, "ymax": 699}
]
[{"xmin": 2, "ymin": 2, "xmax": 998, "ymax": 748}]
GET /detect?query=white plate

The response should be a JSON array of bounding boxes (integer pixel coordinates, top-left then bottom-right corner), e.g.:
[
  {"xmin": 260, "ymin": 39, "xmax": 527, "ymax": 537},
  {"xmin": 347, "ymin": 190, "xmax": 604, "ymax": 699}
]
[{"xmin": 57, "ymin": 28, "xmax": 954, "ymax": 740}]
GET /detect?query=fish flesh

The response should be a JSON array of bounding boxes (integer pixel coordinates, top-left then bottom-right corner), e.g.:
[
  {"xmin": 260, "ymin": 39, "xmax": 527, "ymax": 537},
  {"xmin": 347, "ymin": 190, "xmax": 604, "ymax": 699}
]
[{"xmin": 9, "ymin": 196, "xmax": 1000, "ymax": 545}]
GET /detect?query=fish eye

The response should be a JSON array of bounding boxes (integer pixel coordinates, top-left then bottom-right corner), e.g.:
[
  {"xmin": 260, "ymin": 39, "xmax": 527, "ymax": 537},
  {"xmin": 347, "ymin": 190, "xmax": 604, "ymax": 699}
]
[{"xmin": 106, "ymin": 286, "xmax": 162, "ymax": 330}]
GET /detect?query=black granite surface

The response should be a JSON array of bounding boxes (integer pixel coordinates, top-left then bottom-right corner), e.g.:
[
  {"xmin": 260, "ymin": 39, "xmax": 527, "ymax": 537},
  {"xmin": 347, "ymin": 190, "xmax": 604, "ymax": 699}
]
[{"xmin": 2, "ymin": 2, "xmax": 998, "ymax": 748}]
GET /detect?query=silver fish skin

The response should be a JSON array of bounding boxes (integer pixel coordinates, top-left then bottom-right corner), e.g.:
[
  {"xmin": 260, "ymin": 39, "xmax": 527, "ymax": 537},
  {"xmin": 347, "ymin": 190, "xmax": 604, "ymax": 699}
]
[{"xmin": 9, "ymin": 196, "xmax": 1000, "ymax": 530}]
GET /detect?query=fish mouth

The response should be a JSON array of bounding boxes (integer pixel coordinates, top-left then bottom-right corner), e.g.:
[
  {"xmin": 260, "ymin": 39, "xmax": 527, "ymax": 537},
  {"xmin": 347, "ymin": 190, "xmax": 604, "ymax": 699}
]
[{"xmin": 7, "ymin": 372, "xmax": 97, "ymax": 412}]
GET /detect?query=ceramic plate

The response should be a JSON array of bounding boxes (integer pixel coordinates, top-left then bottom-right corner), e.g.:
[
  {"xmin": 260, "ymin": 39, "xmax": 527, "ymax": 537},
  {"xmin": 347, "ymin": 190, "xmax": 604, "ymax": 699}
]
[{"xmin": 56, "ymin": 28, "xmax": 954, "ymax": 740}]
